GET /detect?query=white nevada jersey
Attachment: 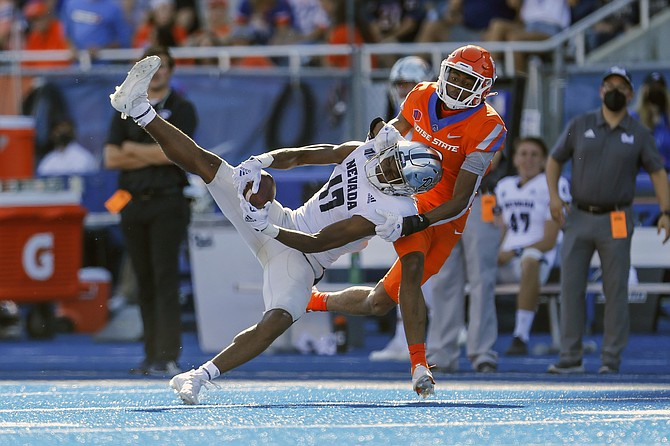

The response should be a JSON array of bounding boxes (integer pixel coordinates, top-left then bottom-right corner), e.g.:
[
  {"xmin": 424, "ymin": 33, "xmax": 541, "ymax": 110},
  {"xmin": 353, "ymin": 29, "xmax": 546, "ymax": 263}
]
[
  {"xmin": 495, "ymin": 173, "xmax": 570, "ymax": 252},
  {"xmin": 290, "ymin": 140, "xmax": 418, "ymax": 269}
]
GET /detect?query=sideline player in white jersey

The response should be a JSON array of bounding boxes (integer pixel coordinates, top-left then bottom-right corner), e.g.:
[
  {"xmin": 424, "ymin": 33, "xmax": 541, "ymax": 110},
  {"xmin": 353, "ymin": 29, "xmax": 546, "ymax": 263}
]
[
  {"xmin": 108, "ymin": 55, "xmax": 443, "ymax": 404},
  {"xmin": 494, "ymin": 136, "xmax": 570, "ymax": 355}
]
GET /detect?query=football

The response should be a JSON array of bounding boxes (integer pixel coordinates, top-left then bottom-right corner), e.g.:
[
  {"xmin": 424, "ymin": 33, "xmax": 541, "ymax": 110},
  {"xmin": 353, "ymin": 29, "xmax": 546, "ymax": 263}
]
[{"xmin": 243, "ymin": 170, "xmax": 276, "ymax": 208}]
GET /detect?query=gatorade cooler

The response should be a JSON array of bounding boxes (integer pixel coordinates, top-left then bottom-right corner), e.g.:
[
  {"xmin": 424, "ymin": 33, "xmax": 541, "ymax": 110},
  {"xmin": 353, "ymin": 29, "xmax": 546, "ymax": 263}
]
[
  {"xmin": 0, "ymin": 191, "xmax": 86, "ymax": 302},
  {"xmin": 0, "ymin": 115, "xmax": 35, "ymax": 179},
  {"xmin": 58, "ymin": 268, "xmax": 111, "ymax": 333}
]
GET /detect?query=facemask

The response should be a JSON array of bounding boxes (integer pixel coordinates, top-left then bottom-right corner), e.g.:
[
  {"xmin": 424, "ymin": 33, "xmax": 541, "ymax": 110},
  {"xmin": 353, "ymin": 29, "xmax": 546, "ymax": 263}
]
[
  {"xmin": 647, "ymin": 87, "xmax": 667, "ymax": 110},
  {"xmin": 604, "ymin": 89, "xmax": 627, "ymax": 112},
  {"xmin": 52, "ymin": 129, "xmax": 74, "ymax": 148}
]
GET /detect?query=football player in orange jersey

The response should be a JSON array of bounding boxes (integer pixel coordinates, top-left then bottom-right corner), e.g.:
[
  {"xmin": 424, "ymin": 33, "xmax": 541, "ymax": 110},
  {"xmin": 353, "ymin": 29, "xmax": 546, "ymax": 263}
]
[{"xmin": 308, "ymin": 45, "xmax": 507, "ymax": 397}]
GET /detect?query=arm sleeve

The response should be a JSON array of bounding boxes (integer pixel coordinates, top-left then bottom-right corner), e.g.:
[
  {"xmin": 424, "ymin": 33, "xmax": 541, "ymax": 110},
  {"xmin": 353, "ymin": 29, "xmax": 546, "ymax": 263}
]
[{"xmin": 461, "ymin": 150, "xmax": 497, "ymax": 176}]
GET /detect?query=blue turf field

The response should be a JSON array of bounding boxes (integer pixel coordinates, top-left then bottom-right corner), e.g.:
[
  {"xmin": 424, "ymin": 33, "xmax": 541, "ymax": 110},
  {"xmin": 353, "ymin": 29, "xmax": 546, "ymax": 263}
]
[
  {"xmin": 1, "ymin": 310, "xmax": 670, "ymax": 444},
  {"xmin": 1, "ymin": 380, "xmax": 669, "ymax": 445}
]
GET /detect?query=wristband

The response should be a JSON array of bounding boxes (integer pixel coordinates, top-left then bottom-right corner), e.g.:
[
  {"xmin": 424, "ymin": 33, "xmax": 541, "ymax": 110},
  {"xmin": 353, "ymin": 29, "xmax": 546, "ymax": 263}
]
[
  {"xmin": 254, "ymin": 153, "xmax": 274, "ymax": 168},
  {"xmin": 520, "ymin": 247, "xmax": 543, "ymax": 261},
  {"xmin": 401, "ymin": 214, "xmax": 430, "ymax": 236},
  {"xmin": 661, "ymin": 210, "xmax": 670, "ymax": 218},
  {"xmin": 261, "ymin": 223, "xmax": 279, "ymax": 238}
]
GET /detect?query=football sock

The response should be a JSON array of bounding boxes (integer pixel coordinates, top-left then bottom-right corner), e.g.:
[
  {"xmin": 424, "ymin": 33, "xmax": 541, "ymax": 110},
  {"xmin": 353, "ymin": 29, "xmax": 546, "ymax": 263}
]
[
  {"xmin": 409, "ymin": 343, "xmax": 427, "ymax": 371},
  {"xmin": 131, "ymin": 104, "xmax": 157, "ymax": 128},
  {"xmin": 200, "ymin": 360, "xmax": 220, "ymax": 380},
  {"xmin": 513, "ymin": 309, "xmax": 535, "ymax": 343},
  {"xmin": 306, "ymin": 289, "xmax": 329, "ymax": 312}
]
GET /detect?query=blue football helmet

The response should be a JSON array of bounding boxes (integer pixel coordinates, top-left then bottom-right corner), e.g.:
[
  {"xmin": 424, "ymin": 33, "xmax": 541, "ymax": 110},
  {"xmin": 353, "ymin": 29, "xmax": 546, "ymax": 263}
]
[{"xmin": 365, "ymin": 140, "xmax": 443, "ymax": 196}]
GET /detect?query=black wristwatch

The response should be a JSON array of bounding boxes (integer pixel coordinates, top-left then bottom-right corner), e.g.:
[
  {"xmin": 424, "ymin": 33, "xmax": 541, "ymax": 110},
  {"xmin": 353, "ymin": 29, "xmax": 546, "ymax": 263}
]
[{"xmin": 661, "ymin": 210, "xmax": 670, "ymax": 218}]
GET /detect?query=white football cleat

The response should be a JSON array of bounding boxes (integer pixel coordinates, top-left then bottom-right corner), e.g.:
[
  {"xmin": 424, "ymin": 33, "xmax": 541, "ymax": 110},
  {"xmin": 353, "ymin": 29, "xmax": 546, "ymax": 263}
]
[
  {"xmin": 411, "ymin": 364, "xmax": 435, "ymax": 398},
  {"xmin": 109, "ymin": 55, "xmax": 161, "ymax": 119},
  {"xmin": 169, "ymin": 368, "xmax": 209, "ymax": 405}
]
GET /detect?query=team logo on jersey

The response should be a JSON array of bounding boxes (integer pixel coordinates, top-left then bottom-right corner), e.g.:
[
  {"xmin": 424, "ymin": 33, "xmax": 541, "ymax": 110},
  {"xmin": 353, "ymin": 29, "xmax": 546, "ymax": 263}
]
[
  {"xmin": 367, "ymin": 193, "xmax": 376, "ymax": 204},
  {"xmin": 364, "ymin": 147, "xmax": 375, "ymax": 159},
  {"xmin": 413, "ymin": 109, "xmax": 422, "ymax": 121},
  {"xmin": 413, "ymin": 123, "xmax": 459, "ymax": 152}
]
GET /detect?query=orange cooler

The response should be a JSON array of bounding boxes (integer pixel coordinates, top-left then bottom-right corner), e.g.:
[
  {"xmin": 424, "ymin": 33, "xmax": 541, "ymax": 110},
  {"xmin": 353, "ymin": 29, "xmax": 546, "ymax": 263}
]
[
  {"xmin": 0, "ymin": 115, "xmax": 35, "ymax": 179},
  {"xmin": 0, "ymin": 192, "xmax": 85, "ymax": 302}
]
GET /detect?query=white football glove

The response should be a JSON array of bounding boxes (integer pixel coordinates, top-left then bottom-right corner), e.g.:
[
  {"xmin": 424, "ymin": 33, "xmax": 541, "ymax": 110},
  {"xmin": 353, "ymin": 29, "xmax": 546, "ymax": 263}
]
[
  {"xmin": 374, "ymin": 208, "xmax": 404, "ymax": 242},
  {"xmin": 373, "ymin": 123, "xmax": 403, "ymax": 153},
  {"xmin": 233, "ymin": 156, "xmax": 263, "ymax": 197},
  {"xmin": 240, "ymin": 200, "xmax": 279, "ymax": 237}
]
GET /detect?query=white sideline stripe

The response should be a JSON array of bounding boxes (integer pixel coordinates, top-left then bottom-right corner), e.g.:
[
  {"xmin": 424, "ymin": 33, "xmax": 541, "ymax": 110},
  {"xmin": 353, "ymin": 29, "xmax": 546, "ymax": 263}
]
[
  {"xmin": 1, "ymin": 394, "xmax": 670, "ymax": 415},
  {"xmin": 574, "ymin": 410, "xmax": 670, "ymax": 416},
  {"xmin": 2, "ymin": 415, "xmax": 670, "ymax": 435}
]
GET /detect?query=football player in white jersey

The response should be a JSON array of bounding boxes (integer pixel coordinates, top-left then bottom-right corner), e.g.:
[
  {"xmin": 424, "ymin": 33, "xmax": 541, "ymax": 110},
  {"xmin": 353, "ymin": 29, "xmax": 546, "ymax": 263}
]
[
  {"xmin": 108, "ymin": 55, "xmax": 443, "ymax": 404},
  {"xmin": 494, "ymin": 136, "xmax": 570, "ymax": 355}
]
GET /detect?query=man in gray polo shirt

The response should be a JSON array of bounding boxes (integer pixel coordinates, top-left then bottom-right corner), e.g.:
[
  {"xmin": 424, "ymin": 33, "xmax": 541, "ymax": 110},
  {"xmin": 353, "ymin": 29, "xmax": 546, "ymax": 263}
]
[{"xmin": 545, "ymin": 66, "xmax": 670, "ymax": 374}]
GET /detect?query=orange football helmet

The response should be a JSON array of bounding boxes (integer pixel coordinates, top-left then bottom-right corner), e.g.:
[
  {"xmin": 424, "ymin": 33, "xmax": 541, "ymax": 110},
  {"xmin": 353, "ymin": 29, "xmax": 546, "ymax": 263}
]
[{"xmin": 436, "ymin": 45, "xmax": 496, "ymax": 110}]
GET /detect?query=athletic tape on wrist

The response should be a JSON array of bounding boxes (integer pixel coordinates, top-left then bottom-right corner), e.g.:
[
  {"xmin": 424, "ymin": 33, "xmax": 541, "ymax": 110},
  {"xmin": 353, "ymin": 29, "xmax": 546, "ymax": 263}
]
[
  {"xmin": 133, "ymin": 106, "xmax": 157, "ymax": 128},
  {"xmin": 261, "ymin": 224, "xmax": 280, "ymax": 238},
  {"xmin": 255, "ymin": 153, "xmax": 274, "ymax": 168}
]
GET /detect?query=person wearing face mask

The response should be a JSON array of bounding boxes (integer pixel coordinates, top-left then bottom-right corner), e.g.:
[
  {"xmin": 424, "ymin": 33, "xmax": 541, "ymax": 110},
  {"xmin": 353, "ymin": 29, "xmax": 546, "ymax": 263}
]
[
  {"xmin": 36, "ymin": 118, "xmax": 98, "ymax": 176},
  {"xmin": 545, "ymin": 66, "xmax": 670, "ymax": 374},
  {"xmin": 632, "ymin": 72, "xmax": 670, "ymax": 173}
]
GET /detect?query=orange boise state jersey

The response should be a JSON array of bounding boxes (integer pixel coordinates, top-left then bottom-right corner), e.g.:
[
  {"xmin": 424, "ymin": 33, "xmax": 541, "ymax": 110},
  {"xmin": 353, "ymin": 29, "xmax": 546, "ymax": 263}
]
[{"xmin": 400, "ymin": 82, "xmax": 507, "ymax": 212}]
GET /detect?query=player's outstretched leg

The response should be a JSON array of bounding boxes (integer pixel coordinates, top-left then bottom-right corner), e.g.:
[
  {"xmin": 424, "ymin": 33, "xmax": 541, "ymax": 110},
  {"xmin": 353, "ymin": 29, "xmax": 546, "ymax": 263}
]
[
  {"xmin": 110, "ymin": 55, "xmax": 161, "ymax": 121},
  {"xmin": 411, "ymin": 364, "xmax": 435, "ymax": 398}
]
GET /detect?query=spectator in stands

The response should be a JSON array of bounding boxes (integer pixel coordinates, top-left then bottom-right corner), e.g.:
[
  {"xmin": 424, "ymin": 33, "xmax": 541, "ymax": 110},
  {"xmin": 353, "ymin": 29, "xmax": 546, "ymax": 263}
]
[
  {"xmin": 579, "ymin": 0, "xmax": 635, "ymax": 51},
  {"xmin": 121, "ymin": 0, "xmax": 151, "ymax": 33},
  {"xmin": 319, "ymin": 0, "xmax": 366, "ymax": 68},
  {"xmin": 228, "ymin": 25, "xmax": 275, "ymax": 68},
  {"xmin": 104, "ymin": 46, "xmax": 197, "ymax": 377},
  {"xmin": 483, "ymin": 0, "xmax": 573, "ymax": 74},
  {"xmin": 0, "ymin": 0, "xmax": 16, "ymax": 50},
  {"xmin": 173, "ymin": 0, "xmax": 199, "ymax": 35},
  {"xmin": 22, "ymin": 0, "xmax": 71, "ymax": 68},
  {"xmin": 289, "ymin": 0, "xmax": 329, "ymax": 44},
  {"xmin": 361, "ymin": 0, "xmax": 427, "ymax": 67},
  {"xmin": 133, "ymin": 0, "xmax": 188, "ymax": 48},
  {"xmin": 180, "ymin": 0, "xmax": 233, "ymax": 66},
  {"xmin": 362, "ymin": 0, "xmax": 426, "ymax": 44},
  {"xmin": 417, "ymin": 0, "xmax": 516, "ymax": 43},
  {"xmin": 546, "ymin": 66, "xmax": 670, "ymax": 374},
  {"xmin": 632, "ymin": 72, "xmax": 670, "ymax": 173},
  {"xmin": 37, "ymin": 117, "xmax": 98, "ymax": 176},
  {"xmin": 184, "ymin": 0, "xmax": 231, "ymax": 47},
  {"xmin": 61, "ymin": 0, "xmax": 132, "ymax": 60},
  {"xmin": 233, "ymin": 0, "xmax": 299, "ymax": 46},
  {"xmin": 495, "ymin": 136, "xmax": 570, "ymax": 356}
]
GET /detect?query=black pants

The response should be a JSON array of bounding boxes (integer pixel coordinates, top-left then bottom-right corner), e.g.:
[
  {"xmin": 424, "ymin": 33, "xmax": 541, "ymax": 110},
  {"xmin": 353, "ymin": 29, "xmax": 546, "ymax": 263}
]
[{"xmin": 120, "ymin": 194, "xmax": 190, "ymax": 363}]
